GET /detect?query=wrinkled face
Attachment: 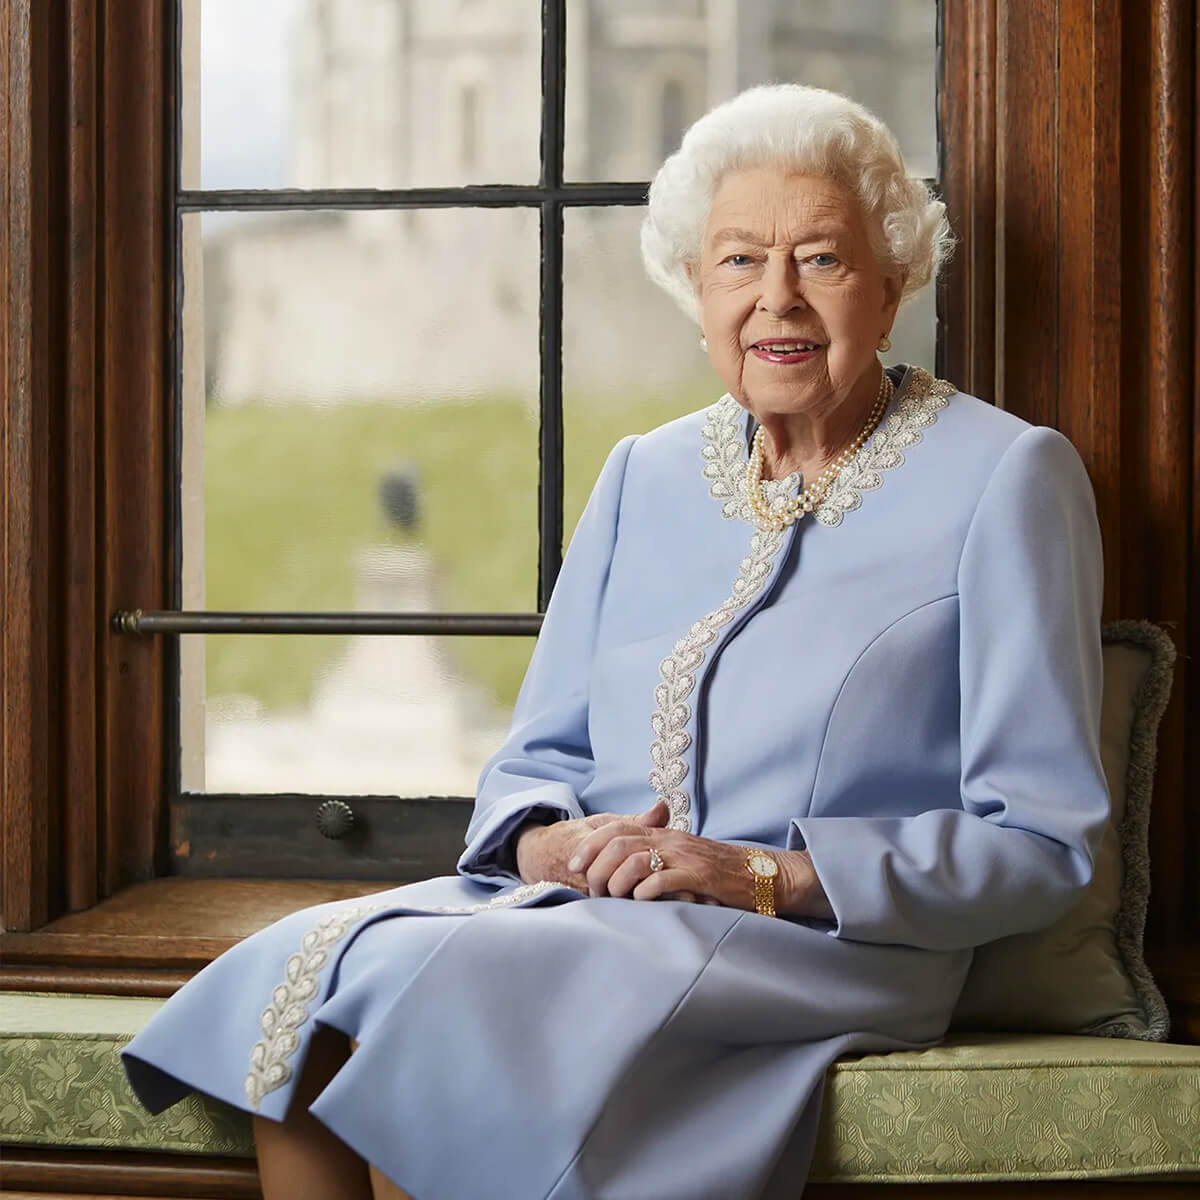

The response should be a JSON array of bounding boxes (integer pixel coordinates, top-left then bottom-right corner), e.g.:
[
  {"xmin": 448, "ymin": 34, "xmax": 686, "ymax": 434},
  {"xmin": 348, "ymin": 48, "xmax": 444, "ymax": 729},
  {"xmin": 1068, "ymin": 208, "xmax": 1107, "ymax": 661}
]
[{"xmin": 692, "ymin": 167, "xmax": 903, "ymax": 422}]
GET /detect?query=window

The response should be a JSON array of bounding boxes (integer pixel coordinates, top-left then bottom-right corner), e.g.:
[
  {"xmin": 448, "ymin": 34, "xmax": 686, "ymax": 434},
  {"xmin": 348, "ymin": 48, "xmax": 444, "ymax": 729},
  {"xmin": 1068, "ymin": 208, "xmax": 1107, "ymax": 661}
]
[
  {"xmin": 13, "ymin": 2, "xmax": 1191, "ymax": 990},
  {"xmin": 162, "ymin": 0, "xmax": 939, "ymax": 881}
]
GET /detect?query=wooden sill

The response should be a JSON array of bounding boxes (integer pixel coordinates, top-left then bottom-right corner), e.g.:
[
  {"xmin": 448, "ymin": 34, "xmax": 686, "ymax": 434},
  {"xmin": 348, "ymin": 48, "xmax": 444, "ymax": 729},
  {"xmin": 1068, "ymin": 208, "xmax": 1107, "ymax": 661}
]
[{"xmin": 0, "ymin": 877, "xmax": 388, "ymax": 995}]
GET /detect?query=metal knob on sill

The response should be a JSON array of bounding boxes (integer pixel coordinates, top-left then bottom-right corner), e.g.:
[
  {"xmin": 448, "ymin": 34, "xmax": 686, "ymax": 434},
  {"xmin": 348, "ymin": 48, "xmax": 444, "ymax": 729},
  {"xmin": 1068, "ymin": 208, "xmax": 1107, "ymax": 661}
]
[{"xmin": 316, "ymin": 799, "xmax": 356, "ymax": 840}]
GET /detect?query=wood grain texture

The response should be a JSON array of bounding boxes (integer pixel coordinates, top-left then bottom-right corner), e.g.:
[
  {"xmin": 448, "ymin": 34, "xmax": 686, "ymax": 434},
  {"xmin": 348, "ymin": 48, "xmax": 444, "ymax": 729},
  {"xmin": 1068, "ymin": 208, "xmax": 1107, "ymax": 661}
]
[
  {"xmin": 994, "ymin": 0, "xmax": 1059, "ymax": 426},
  {"xmin": 98, "ymin": 0, "xmax": 168, "ymax": 900},
  {"xmin": 0, "ymin": 1149, "xmax": 260, "ymax": 1198},
  {"xmin": 63, "ymin": 0, "xmax": 99, "ymax": 914},
  {"xmin": 1116, "ymin": 0, "xmax": 1195, "ymax": 946},
  {"xmin": 2, "ymin": 0, "xmax": 54, "ymax": 932},
  {"xmin": 948, "ymin": 0, "xmax": 1197, "ymax": 958},
  {"xmin": 0, "ymin": 965, "xmax": 193, "ymax": 997},
  {"xmin": 0, "ymin": 878, "xmax": 387, "ymax": 971},
  {"xmin": 938, "ymin": 0, "xmax": 996, "ymax": 398}
]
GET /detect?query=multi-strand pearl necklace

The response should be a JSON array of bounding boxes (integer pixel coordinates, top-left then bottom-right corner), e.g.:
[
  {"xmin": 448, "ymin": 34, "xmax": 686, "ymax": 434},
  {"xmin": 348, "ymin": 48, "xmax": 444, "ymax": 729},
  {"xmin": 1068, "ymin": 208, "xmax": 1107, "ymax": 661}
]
[{"xmin": 745, "ymin": 371, "xmax": 894, "ymax": 532}]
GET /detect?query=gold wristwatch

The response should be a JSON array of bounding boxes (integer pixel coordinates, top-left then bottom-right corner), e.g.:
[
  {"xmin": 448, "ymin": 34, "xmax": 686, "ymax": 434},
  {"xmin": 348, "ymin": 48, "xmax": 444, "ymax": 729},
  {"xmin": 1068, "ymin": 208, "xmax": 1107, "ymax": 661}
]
[{"xmin": 744, "ymin": 849, "xmax": 779, "ymax": 917}]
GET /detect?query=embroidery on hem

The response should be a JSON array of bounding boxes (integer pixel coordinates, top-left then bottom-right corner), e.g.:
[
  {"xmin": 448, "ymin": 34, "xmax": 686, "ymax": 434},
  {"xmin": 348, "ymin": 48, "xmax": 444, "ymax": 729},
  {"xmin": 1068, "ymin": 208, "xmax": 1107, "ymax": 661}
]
[{"xmin": 244, "ymin": 881, "xmax": 564, "ymax": 1108}]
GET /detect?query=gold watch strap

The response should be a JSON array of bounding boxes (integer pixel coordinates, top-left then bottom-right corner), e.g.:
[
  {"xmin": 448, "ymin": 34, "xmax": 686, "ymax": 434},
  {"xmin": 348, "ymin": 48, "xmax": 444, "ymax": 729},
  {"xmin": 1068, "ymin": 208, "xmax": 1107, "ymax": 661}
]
[{"xmin": 752, "ymin": 871, "xmax": 776, "ymax": 918}]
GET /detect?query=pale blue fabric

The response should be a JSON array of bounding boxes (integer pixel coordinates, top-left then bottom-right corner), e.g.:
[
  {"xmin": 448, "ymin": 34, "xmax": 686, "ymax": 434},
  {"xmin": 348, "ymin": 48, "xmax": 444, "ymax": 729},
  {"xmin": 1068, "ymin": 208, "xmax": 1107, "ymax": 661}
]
[{"xmin": 122, "ymin": 368, "xmax": 1109, "ymax": 1199}]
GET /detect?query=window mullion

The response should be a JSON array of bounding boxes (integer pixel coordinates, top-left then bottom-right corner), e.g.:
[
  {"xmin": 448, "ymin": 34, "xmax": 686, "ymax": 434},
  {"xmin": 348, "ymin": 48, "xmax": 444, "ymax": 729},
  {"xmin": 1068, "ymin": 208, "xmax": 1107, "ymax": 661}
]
[{"xmin": 537, "ymin": 0, "xmax": 568, "ymax": 609}]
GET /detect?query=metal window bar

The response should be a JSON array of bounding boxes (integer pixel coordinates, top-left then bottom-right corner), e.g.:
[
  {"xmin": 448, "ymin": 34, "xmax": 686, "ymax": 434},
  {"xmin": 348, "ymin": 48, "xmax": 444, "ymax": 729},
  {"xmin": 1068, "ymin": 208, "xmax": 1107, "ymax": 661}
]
[
  {"xmin": 175, "ymin": 184, "xmax": 649, "ymax": 211},
  {"xmin": 113, "ymin": 610, "xmax": 542, "ymax": 636}
]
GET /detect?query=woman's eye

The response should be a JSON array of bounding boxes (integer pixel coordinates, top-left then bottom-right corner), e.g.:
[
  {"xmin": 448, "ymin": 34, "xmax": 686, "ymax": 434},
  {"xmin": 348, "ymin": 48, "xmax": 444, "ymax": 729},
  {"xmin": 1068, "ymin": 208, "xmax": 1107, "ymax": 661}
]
[
  {"xmin": 724, "ymin": 254, "xmax": 754, "ymax": 267},
  {"xmin": 809, "ymin": 253, "xmax": 839, "ymax": 268}
]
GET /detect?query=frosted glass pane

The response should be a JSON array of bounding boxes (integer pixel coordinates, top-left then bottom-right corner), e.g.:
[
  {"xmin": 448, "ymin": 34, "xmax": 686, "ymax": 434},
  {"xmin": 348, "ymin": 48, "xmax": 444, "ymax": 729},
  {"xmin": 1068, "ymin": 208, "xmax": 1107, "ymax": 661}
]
[
  {"xmin": 189, "ymin": 0, "xmax": 541, "ymax": 189},
  {"xmin": 184, "ymin": 633, "xmax": 532, "ymax": 795},
  {"xmin": 182, "ymin": 209, "xmax": 539, "ymax": 618},
  {"xmin": 565, "ymin": 0, "xmax": 937, "ymax": 181}
]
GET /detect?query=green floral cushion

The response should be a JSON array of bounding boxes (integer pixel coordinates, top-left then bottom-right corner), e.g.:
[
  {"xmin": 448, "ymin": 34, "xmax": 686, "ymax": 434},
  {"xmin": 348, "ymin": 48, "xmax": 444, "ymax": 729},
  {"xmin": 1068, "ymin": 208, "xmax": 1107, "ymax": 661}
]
[
  {"xmin": 2, "ymin": 994, "xmax": 1198, "ymax": 1183},
  {"xmin": 810, "ymin": 1033, "xmax": 1200, "ymax": 1183}
]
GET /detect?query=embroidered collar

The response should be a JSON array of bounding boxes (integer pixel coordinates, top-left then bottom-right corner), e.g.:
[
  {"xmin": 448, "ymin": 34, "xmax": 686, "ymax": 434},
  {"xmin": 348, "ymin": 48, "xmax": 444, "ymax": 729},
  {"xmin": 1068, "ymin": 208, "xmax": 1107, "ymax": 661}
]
[{"xmin": 699, "ymin": 366, "xmax": 955, "ymax": 527}]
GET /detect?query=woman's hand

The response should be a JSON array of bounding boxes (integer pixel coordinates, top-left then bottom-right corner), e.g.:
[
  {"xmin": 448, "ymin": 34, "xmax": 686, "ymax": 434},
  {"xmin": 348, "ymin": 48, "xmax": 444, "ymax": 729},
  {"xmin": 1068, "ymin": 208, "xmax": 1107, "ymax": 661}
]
[
  {"xmin": 568, "ymin": 820, "xmax": 833, "ymax": 917},
  {"xmin": 514, "ymin": 800, "xmax": 671, "ymax": 890}
]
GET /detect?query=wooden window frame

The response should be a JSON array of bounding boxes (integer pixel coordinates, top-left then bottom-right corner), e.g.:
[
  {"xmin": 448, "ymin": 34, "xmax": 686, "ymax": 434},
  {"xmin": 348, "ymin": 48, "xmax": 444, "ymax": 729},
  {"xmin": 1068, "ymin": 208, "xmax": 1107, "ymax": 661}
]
[{"xmin": 3, "ymin": 0, "xmax": 1197, "ymax": 1034}]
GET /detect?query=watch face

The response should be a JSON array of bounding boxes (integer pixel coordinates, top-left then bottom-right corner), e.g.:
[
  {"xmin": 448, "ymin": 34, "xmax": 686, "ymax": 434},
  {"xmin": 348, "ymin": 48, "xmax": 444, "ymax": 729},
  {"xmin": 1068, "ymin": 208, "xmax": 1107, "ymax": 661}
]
[{"xmin": 748, "ymin": 852, "xmax": 779, "ymax": 878}]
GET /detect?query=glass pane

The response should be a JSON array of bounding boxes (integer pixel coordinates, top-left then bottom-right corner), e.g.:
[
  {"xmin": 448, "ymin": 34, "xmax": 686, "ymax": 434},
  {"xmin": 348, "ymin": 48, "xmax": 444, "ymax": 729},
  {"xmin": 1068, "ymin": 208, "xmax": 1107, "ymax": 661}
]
[
  {"xmin": 563, "ymin": 206, "xmax": 720, "ymax": 542},
  {"xmin": 185, "ymin": 634, "xmax": 533, "ymax": 795},
  {"xmin": 183, "ymin": 208, "xmax": 539, "ymax": 626},
  {"xmin": 188, "ymin": 0, "xmax": 541, "ymax": 190},
  {"xmin": 565, "ymin": 0, "xmax": 937, "ymax": 181},
  {"xmin": 561, "ymin": 207, "xmax": 938, "ymax": 542}
]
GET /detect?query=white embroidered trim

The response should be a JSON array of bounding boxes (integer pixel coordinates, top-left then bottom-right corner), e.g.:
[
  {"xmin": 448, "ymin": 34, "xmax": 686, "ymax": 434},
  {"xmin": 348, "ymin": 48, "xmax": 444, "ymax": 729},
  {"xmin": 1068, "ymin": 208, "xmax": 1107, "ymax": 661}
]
[
  {"xmin": 244, "ymin": 881, "xmax": 562, "ymax": 1108},
  {"xmin": 424, "ymin": 879, "xmax": 563, "ymax": 914},
  {"xmin": 700, "ymin": 399, "xmax": 798, "ymax": 522},
  {"xmin": 650, "ymin": 527, "xmax": 786, "ymax": 831},
  {"xmin": 245, "ymin": 902, "xmax": 387, "ymax": 1110},
  {"xmin": 699, "ymin": 368, "xmax": 952, "ymax": 526},
  {"xmin": 813, "ymin": 368, "xmax": 954, "ymax": 527}
]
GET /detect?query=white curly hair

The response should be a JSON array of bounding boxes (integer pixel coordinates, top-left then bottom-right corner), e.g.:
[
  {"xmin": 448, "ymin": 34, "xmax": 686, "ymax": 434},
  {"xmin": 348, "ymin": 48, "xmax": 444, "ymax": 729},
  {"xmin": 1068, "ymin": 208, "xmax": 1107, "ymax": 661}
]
[{"xmin": 641, "ymin": 84, "xmax": 953, "ymax": 324}]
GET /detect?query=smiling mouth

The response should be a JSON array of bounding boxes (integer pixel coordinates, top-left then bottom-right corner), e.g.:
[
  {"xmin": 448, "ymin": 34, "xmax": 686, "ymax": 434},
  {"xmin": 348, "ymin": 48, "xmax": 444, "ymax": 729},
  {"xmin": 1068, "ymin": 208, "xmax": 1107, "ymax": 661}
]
[
  {"xmin": 750, "ymin": 340, "xmax": 823, "ymax": 352},
  {"xmin": 748, "ymin": 340, "xmax": 823, "ymax": 363}
]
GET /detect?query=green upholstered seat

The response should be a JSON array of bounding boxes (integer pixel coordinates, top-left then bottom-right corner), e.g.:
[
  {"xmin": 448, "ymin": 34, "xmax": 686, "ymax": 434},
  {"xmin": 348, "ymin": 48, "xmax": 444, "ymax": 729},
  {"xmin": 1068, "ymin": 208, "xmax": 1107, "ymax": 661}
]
[{"xmin": 2, "ymin": 992, "xmax": 1198, "ymax": 1185}]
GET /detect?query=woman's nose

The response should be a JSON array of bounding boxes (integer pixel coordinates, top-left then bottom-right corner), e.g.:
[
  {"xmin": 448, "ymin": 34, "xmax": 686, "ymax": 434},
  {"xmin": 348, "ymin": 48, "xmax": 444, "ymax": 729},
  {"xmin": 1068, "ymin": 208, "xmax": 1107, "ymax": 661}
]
[{"xmin": 757, "ymin": 256, "xmax": 806, "ymax": 317}]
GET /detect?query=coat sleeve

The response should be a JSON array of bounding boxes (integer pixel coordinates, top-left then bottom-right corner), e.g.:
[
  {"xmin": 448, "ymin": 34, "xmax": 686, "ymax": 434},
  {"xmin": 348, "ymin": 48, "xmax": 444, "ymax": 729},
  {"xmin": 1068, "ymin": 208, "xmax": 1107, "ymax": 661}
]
[
  {"xmin": 788, "ymin": 426, "xmax": 1110, "ymax": 950},
  {"xmin": 458, "ymin": 435, "xmax": 638, "ymax": 884}
]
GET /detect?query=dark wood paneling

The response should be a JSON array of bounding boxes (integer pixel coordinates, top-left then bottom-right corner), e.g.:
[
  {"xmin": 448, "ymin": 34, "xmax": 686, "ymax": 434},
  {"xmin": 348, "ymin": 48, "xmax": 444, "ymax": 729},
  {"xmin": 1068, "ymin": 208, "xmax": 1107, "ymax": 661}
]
[
  {"xmin": 98, "ymin": 0, "xmax": 169, "ymax": 899},
  {"xmin": 1, "ymin": 0, "xmax": 171, "ymax": 933},
  {"xmin": 1115, "ymin": 0, "xmax": 1195, "ymax": 947},
  {"xmin": 1054, "ymin": 0, "xmax": 1124, "ymax": 621},
  {"xmin": 63, "ymin": 0, "xmax": 100, "ymax": 914},
  {"xmin": 994, "ymin": 0, "xmax": 1060, "ymax": 427},
  {"xmin": 938, "ymin": 0, "xmax": 996, "ymax": 398},
  {"xmin": 2, "ymin": 0, "xmax": 56, "ymax": 933},
  {"xmin": 944, "ymin": 0, "xmax": 1198, "ymax": 961}
]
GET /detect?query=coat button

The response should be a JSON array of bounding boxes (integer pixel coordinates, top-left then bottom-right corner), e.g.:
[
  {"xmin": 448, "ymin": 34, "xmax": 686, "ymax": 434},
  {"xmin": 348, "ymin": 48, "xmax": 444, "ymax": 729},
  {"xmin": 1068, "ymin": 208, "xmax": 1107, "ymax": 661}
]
[{"xmin": 316, "ymin": 799, "xmax": 355, "ymax": 840}]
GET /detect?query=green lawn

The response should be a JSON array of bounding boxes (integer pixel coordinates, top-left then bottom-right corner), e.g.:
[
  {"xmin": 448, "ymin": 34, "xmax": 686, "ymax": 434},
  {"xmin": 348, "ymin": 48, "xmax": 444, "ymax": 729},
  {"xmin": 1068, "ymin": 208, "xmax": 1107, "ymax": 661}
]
[{"xmin": 204, "ymin": 381, "xmax": 716, "ymax": 713}]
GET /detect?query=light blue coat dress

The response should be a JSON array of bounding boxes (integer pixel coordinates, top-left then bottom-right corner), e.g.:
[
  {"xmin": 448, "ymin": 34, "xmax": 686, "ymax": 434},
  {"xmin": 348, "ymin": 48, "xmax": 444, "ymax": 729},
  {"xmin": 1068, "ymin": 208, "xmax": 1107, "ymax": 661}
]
[{"xmin": 123, "ymin": 367, "xmax": 1110, "ymax": 1199}]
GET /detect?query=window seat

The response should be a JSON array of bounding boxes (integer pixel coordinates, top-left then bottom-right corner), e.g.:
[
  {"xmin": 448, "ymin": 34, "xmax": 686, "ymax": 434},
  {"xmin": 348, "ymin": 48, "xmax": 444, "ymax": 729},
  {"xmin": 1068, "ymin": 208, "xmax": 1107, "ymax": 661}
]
[{"xmin": 2, "ymin": 992, "xmax": 1197, "ymax": 1196}]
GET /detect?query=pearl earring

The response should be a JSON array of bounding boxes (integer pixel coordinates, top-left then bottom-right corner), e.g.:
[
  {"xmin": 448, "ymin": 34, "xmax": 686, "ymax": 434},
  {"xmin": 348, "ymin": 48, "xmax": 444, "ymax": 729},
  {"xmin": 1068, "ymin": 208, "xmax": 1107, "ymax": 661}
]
[
  {"xmin": 877, "ymin": 334, "xmax": 892, "ymax": 353},
  {"xmin": 699, "ymin": 336, "xmax": 708, "ymax": 351}
]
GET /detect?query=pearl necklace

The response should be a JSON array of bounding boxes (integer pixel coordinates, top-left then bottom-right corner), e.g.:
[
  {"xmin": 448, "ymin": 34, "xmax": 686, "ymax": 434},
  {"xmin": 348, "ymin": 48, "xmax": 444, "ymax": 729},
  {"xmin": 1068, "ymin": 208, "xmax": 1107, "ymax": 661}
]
[{"xmin": 746, "ymin": 371, "xmax": 894, "ymax": 532}]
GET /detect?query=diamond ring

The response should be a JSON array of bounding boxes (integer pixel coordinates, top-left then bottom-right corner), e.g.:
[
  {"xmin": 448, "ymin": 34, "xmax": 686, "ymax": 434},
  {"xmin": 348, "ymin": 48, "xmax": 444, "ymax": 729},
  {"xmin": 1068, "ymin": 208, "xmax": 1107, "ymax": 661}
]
[{"xmin": 648, "ymin": 847, "xmax": 665, "ymax": 873}]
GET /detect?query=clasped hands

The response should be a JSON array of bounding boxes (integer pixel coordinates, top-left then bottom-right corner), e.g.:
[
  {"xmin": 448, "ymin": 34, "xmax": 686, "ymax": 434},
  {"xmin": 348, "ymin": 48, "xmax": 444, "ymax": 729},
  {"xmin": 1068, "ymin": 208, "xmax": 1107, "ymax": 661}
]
[{"xmin": 514, "ymin": 799, "xmax": 830, "ymax": 917}]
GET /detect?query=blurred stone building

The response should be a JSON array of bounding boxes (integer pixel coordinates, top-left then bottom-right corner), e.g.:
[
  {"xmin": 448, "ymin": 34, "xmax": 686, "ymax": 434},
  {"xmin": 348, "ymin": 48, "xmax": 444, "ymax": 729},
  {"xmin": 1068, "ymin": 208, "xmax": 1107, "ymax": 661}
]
[{"xmin": 204, "ymin": 0, "xmax": 936, "ymax": 408}]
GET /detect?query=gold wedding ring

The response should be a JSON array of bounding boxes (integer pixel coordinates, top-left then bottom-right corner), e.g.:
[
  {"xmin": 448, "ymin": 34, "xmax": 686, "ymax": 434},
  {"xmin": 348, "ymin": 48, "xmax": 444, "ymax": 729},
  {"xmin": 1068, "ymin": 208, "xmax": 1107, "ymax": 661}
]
[{"xmin": 648, "ymin": 847, "xmax": 665, "ymax": 873}]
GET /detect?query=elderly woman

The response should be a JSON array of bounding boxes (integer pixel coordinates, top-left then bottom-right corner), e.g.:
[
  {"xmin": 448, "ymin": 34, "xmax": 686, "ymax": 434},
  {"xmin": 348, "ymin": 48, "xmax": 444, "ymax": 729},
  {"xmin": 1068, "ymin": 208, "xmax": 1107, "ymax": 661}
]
[{"xmin": 123, "ymin": 85, "xmax": 1108, "ymax": 1200}]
